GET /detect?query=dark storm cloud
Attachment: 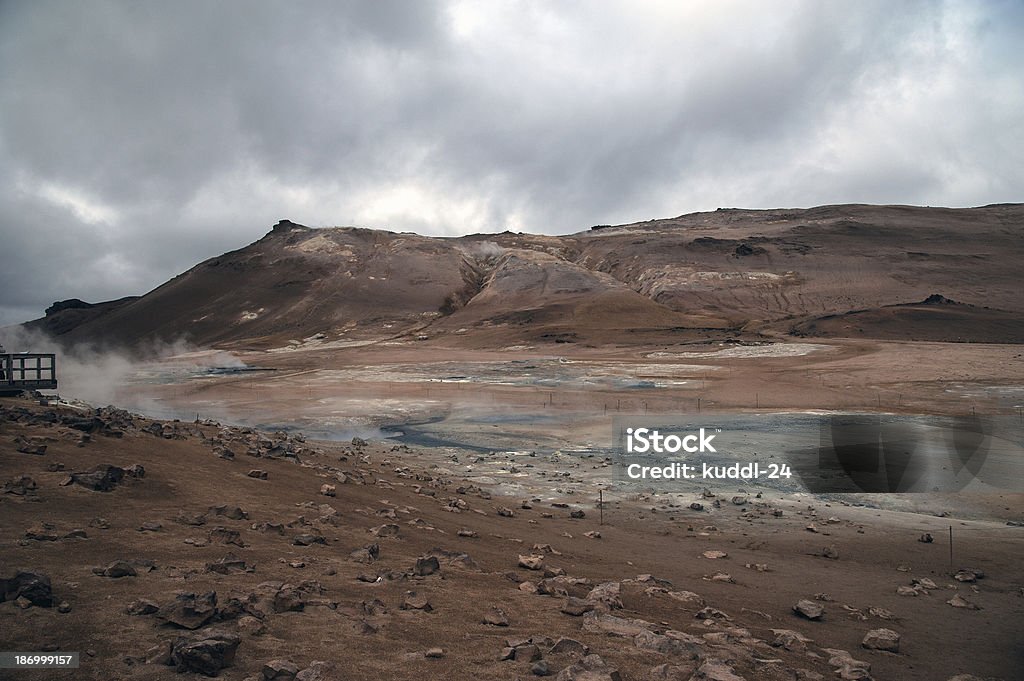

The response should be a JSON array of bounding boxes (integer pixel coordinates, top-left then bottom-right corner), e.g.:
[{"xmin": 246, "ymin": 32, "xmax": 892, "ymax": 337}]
[{"xmin": 1, "ymin": 0, "xmax": 1021, "ymax": 324}]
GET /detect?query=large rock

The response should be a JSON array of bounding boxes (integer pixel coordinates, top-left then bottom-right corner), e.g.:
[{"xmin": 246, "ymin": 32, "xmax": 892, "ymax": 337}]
[
  {"xmin": 170, "ymin": 630, "xmax": 240, "ymax": 676},
  {"xmin": 586, "ymin": 582, "xmax": 622, "ymax": 610},
  {"xmin": 413, "ymin": 556, "xmax": 440, "ymax": 576},
  {"xmin": 581, "ymin": 611, "xmax": 653, "ymax": 637},
  {"xmin": 862, "ymin": 628, "xmax": 900, "ymax": 653},
  {"xmin": 633, "ymin": 630, "xmax": 700, "ymax": 658},
  {"xmin": 0, "ymin": 571, "xmax": 53, "ymax": 607},
  {"xmin": 102, "ymin": 560, "xmax": 137, "ymax": 578},
  {"xmin": 793, "ymin": 599, "xmax": 824, "ymax": 620},
  {"xmin": 295, "ymin": 661, "xmax": 344, "ymax": 681},
  {"xmin": 158, "ymin": 591, "xmax": 218, "ymax": 629},
  {"xmin": 262, "ymin": 659, "xmax": 299, "ymax": 680},
  {"xmin": 689, "ymin": 659, "xmax": 746, "ymax": 681},
  {"xmin": 555, "ymin": 654, "xmax": 622, "ymax": 681},
  {"xmin": 67, "ymin": 464, "xmax": 126, "ymax": 491}
]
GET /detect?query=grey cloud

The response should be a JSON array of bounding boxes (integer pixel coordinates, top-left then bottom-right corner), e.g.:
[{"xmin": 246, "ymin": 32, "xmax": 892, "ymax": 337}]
[{"xmin": 1, "ymin": 0, "xmax": 1021, "ymax": 325}]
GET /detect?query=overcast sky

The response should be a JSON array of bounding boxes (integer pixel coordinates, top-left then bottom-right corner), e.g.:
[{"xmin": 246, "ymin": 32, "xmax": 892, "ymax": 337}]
[{"xmin": 1, "ymin": 1, "xmax": 1021, "ymax": 325}]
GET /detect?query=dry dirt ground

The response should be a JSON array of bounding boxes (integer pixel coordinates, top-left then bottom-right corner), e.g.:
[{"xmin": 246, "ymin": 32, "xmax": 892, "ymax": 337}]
[{"xmin": 2, "ymin": 335, "xmax": 1023, "ymax": 681}]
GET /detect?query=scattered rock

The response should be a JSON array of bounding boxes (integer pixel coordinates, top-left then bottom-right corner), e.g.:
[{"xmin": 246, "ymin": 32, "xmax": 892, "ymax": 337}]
[
  {"xmin": 401, "ymin": 593, "xmax": 432, "ymax": 611},
  {"xmin": 320, "ymin": 484, "xmax": 336, "ymax": 497},
  {"xmin": 158, "ymin": 591, "xmax": 218, "ymax": 629},
  {"xmin": 413, "ymin": 556, "xmax": 440, "ymax": 576},
  {"xmin": 519, "ymin": 554, "xmax": 546, "ymax": 571},
  {"xmin": 483, "ymin": 607, "xmax": 510, "ymax": 626},
  {"xmin": 532, "ymin": 660, "xmax": 552, "ymax": 676},
  {"xmin": 3, "ymin": 475, "xmax": 38, "ymax": 496},
  {"xmin": 67, "ymin": 464, "xmax": 127, "ymax": 492},
  {"xmin": 210, "ymin": 505, "xmax": 248, "ymax": 520},
  {"xmin": 793, "ymin": 600, "xmax": 824, "ymax": 621},
  {"xmin": 206, "ymin": 553, "xmax": 253, "ymax": 575},
  {"xmin": 550, "ymin": 637, "xmax": 589, "ymax": 656},
  {"xmin": 262, "ymin": 659, "xmax": 299, "ymax": 680},
  {"xmin": 690, "ymin": 659, "xmax": 745, "ymax": 681},
  {"xmin": 101, "ymin": 560, "xmax": 137, "ymax": 578},
  {"xmin": 14, "ymin": 436, "xmax": 47, "ymax": 455},
  {"xmin": 170, "ymin": 629, "xmax": 240, "ymax": 676},
  {"xmin": 555, "ymin": 653, "xmax": 621, "ymax": 681},
  {"xmin": 702, "ymin": 550, "xmax": 728, "ymax": 559},
  {"xmin": 247, "ymin": 470, "xmax": 268, "ymax": 480},
  {"xmin": 771, "ymin": 629, "xmax": 812, "ymax": 652},
  {"xmin": 946, "ymin": 594, "xmax": 980, "ymax": 610},
  {"xmin": 561, "ymin": 597, "xmax": 595, "ymax": 616},
  {"xmin": 295, "ymin": 661, "xmax": 341, "ymax": 681},
  {"xmin": 582, "ymin": 611, "xmax": 653, "ymax": 637},
  {"xmin": 919, "ymin": 533, "xmax": 934, "ymax": 543},
  {"xmin": 586, "ymin": 581, "xmax": 622, "ymax": 609},
  {"xmin": 424, "ymin": 647, "xmax": 445, "ymax": 659},
  {"xmin": 862, "ymin": 628, "xmax": 900, "ymax": 653},
  {"xmin": 126, "ymin": 598, "xmax": 160, "ymax": 615},
  {"xmin": 1, "ymin": 571, "xmax": 53, "ymax": 607},
  {"xmin": 293, "ymin": 533, "xmax": 326, "ymax": 547},
  {"xmin": 370, "ymin": 524, "xmax": 400, "ymax": 537}
]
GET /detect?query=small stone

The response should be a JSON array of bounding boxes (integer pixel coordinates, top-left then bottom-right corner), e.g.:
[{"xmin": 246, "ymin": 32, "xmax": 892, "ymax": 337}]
[
  {"xmin": 518, "ymin": 554, "xmax": 545, "ymax": 570},
  {"xmin": 424, "ymin": 648, "xmax": 445, "ymax": 659},
  {"xmin": 248, "ymin": 470, "xmax": 268, "ymax": 480},
  {"xmin": 56, "ymin": 601, "xmax": 71, "ymax": 613},
  {"xmin": 532, "ymin": 660, "xmax": 551, "ymax": 676},
  {"xmin": 320, "ymin": 484, "xmax": 336, "ymax": 497},
  {"xmin": 919, "ymin": 533, "xmax": 933, "ymax": 543},
  {"xmin": 702, "ymin": 550, "xmax": 728, "ymax": 559},
  {"xmin": 569, "ymin": 509, "xmax": 586, "ymax": 519}
]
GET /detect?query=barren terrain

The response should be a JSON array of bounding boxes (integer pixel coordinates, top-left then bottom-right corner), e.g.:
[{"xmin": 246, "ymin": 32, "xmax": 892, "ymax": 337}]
[{"xmin": 3, "ymin": 204, "xmax": 1023, "ymax": 680}]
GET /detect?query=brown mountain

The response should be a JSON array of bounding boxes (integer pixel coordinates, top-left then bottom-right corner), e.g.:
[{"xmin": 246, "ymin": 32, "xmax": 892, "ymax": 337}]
[{"xmin": 26, "ymin": 203, "xmax": 1024, "ymax": 349}]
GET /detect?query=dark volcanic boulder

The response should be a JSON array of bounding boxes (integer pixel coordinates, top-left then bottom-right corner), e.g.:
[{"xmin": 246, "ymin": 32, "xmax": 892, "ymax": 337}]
[
  {"xmin": 67, "ymin": 464, "xmax": 125, "ymax": 491},
  {"xmin": 1, "ymin": 571, "xmax": 53, "ymax": 607},
  {"xmin": 158, "ymin": 591, "xmax": 218, "ymax": 629},
  {"xmin": 170, "ymin": 629, "xmax": 240, "ymax": 676}
]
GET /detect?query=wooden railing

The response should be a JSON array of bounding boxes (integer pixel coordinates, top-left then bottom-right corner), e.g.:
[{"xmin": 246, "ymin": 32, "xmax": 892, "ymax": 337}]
[{"xmin": 0, "ymin": 353, "xmax": 58, "ymax": 391}]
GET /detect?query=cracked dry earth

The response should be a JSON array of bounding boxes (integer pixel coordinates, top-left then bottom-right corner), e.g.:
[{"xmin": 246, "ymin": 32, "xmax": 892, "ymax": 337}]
[{"xmin": 1, "ymin": 397, "xmax": 1021, "ymax": 681}]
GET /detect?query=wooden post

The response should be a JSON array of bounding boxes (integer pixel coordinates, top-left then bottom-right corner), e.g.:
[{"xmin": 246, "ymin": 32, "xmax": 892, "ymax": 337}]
[
  {"xmin": 949, "ymin": 526, "xmax": 954, "ymax": 572},
  {"xmin": 599, "ymin": 489, "xmax": 604, "ymax": 526}
]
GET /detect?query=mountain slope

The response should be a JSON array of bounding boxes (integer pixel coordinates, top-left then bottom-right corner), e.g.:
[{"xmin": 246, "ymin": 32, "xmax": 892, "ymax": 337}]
[{"xmin": 24, "ymin": 204, "xmax": 1024, "ymax": 349}]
